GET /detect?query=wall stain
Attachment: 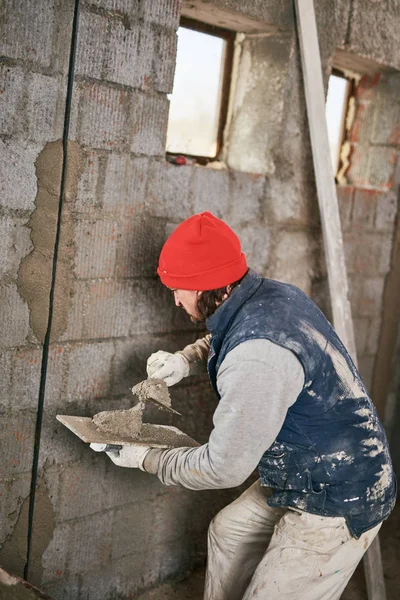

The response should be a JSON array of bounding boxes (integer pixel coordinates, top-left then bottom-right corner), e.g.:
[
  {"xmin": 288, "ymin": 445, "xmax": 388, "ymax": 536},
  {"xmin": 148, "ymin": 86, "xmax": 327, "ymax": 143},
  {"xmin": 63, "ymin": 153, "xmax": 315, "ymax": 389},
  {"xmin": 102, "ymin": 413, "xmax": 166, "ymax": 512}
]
[
  {"xmin": 0, "ymin": 480, "xmax": 55, "ymax": 587},
  {"xmin": 17, "ymin": 140, "xmax": 84, "ymax": 343}
]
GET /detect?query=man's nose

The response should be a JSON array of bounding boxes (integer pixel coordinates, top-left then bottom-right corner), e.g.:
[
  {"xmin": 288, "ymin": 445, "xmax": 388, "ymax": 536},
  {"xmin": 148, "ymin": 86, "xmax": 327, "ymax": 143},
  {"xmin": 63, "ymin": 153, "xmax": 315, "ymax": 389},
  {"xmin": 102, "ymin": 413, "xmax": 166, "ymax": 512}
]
[{"xmin": 173, "ymin": 292, "xmax": 180, "ymax": 307}]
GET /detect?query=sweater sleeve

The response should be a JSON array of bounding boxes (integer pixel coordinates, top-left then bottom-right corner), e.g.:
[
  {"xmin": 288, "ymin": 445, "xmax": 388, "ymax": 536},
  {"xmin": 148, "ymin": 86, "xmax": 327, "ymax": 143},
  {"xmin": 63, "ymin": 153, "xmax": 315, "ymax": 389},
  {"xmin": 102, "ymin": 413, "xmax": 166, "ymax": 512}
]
[
  {"xmin": 176, "ymin": 334, "xmax": 211, "ymax": 376},
  {"xmin": 144, "ymin": 338, "xmax": 305, "ymax": 490}
]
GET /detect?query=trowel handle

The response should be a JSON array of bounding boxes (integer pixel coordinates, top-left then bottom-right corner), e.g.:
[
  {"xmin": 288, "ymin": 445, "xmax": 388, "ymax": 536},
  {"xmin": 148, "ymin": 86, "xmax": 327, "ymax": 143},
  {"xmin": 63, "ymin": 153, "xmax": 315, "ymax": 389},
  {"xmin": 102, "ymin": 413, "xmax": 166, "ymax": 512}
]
[{"xmin": 90, "ymin": 443, "xmax": 123, "ymax": 453}]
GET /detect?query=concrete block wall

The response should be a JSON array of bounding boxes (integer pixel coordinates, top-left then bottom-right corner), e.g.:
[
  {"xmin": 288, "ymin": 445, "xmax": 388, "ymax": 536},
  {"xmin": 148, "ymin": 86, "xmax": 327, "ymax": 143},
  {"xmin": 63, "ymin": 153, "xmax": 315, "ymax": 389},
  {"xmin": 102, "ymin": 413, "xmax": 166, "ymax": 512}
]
[
  {"xmin": 1, "ymin": 0, "xmax": 400, "ymax": 598},
  {"xmin": 0, "ymin": 0, "xmax": 75, "ymax": 578}
]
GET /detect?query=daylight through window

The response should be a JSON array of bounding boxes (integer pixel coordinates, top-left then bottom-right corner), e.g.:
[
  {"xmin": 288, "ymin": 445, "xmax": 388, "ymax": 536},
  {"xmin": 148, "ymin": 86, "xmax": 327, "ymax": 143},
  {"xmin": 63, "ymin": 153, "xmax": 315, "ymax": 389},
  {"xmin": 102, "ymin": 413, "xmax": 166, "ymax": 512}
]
[{"xmin": 166, "ymin": 21, "xmax": 233, "ymax": 159}]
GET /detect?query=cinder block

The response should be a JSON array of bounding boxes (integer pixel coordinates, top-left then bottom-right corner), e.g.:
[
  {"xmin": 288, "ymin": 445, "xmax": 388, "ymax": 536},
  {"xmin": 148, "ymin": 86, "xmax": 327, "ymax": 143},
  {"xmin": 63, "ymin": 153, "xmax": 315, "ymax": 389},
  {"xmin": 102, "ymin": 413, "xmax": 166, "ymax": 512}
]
[
  {"xmin": 348, "ymin": 2, "xmax": 400, "ymax": 72},
  {"xmin": 137, "ymin": 23, "xmax": 156, "ymax": 90},
  {"xmin": 130, "ymin": 92, "xmax": 169, "ymax": 156},
  {"xmin": 375, "ymin": 192, "xmax": 398, "ymax": 231},
  {"xmin": 352, "ymin": 188, "xmax": 376, "ymax": 230},
  {"xmin": 0, "ymin": 412, "xmax": 36, "ymax": 477},
  {"xmin": 74, "ymin": 217, "xmax": 118, "ymax": 278},
  {"xmin": 378, "ymin": 237, "xmax": 393, "ymax": 275},
  {"xmin": 103, "ymin": 453, "xmax": 166, "ymax": 507},
  {"xmin": 78, "ymin": 83, "xmax": 130, "ymax": 150},
  {"xmin": 0, "ymin": 216, "xmax": 32, "ymax": 280},
  {"xmin": 0, "ymin": 352, "xmax": 11, "ymax": 412},
  {"xmin": 153, "ymin": 29, "xmax": 177, "ymax": 93},
  {"xmin": 0, "ymin": 0, "xmax": 55, "ymax": 68},
  {"xmin": 228, "ymin": 171, "xmax": 265, "ymax": 227},
  {"xmin": 10, "ymin": 347, "xmax": 42, "ymax": 411},
  {"xmin": 190, "ymin": 166, "xmax": 230, "ymax": 218},
  {"xmin": 367, "ymin": 146, "xmax": 397, "ymax": 190},
  {"xmin": 103, "ymin": 154, "xmax": 149, "ymax": 214},
  {"xmin": 42, "ymin": 579, "xmax": 81, "ymax": 600},
  {"xmin": 38, "ymin": 412, "xmax": 86, "ymax": 470},
  {"xmin": 358, "ymin": 277, "xmax": 385, "ymax": 317},
  {"xmin": 146, "ymin": 160, "xmax": 193, "ymax": 220},
  {"xmin": 371, "ymin": 74, "xmax": 400, "ymax": 146},
  {"xmin": 83, "ymin": 0, "xmax": 140, "ymax": 15},
  {"xmin": 269, "ymin": 231, "xmax": 314, "ymax": 296},
  {"xmin": 0, "ymin": 65, "xmax": 25, "ymax": 136},
  {"xmin": 76, "ymin": 151, "xmax": 102, "ymax": 213},
  {"xmin": 358, "ymin": 355, "xmax": 375, "ymax": 393},
  {"xmin": 234, "ymin": 221, "xmax": 270, "ymax": 276},
  {"xmin": 41, "ymin": 522, "xmax": 72, "ymax": 584},
  {"xmin": 66, "ymin": 342, "xmax": 114, "ymax": 400},
  {"xmin": 0, "ymin": 473, "xmax": 31, "ymax": 542},
  {"xmin": 27, "ymin": 73, "xmax": 63, "ymax": 142},
  {"xmin": 105, "ymin": 20, "xmax": 140, "ymax": 88},
  {"xmin": 0, "ymin": 139, "xmax": 41, "ymax": 211},
  {"xmin": 64, "ymin": 511, "xmax": 114, "ymax": 575},
  {"xmin": 366, "ymin": 318, "xmax": 382, "ymax": 356},
  {"xmin": 141, "ymin": 0, "xmax": 181, "ymax": 29},
  {"xmin": 75, "ymin": 10, "xmax": 108, "ymax": 79},
  {"xmin": 45, "ymin": 344, "xmax": 65, "ymax": 405},
  {"xmin": 265, "ymin": 176, "xmax": 316, "ymax": 227},
  {"xmin": 344, "ymin": 234, "xmax": 375, "ymax": 276},
  {"xmin": 336, "ymin": 185, "xmax": 354, "ymax": 231},
  {"xmin": 353, "ymin": 317, "xmax": 369, "ymax": 357},
  {"xmin": 115, "ymin": 215, "xmax": 166, "ymax": 277},
  {"xmin": 57, "ymin": 459, "xmax": 106, "ymax": 520},
  {"xmin": 0, "ymin": 285, "xmax": 31, "ymax": 348}
]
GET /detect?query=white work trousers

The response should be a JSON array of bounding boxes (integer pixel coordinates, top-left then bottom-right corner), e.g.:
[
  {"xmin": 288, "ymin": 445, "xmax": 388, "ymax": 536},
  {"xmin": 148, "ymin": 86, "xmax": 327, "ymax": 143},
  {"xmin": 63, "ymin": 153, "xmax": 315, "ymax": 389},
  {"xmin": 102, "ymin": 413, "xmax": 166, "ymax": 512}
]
[{"xmin": 204, "ymin": 480, "xmax": 381, "ymax": 600}]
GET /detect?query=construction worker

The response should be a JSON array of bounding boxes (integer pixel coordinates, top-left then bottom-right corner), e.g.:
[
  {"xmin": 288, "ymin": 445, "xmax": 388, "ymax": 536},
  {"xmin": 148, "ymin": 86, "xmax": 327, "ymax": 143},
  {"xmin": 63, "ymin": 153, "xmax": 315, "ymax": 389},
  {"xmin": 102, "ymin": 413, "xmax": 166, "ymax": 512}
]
[{"xmin": 106, "ymin": 211, "xmax": 396, "ymax": 600}]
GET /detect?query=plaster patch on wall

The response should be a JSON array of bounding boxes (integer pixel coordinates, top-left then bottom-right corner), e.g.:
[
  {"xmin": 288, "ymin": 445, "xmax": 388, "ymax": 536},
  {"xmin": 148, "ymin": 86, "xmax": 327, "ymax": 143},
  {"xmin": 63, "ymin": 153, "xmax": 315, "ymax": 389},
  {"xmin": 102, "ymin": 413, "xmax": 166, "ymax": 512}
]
[
  {"xmin": 0, "ymin": 481, "xmax": 55, "ymax": 586},
  {"xmin": 17, "ymin": 141, "xmax": 84, "ymax": 343}
]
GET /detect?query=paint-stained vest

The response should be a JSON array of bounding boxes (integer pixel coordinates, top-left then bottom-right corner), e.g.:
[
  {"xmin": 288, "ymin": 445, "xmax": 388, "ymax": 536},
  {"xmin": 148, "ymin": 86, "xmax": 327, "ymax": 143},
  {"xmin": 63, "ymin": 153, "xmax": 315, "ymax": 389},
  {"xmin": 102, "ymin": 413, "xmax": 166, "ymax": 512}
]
[{"xmin": 206, "ymin": 269, "xmax": 396, "ymax": 538}]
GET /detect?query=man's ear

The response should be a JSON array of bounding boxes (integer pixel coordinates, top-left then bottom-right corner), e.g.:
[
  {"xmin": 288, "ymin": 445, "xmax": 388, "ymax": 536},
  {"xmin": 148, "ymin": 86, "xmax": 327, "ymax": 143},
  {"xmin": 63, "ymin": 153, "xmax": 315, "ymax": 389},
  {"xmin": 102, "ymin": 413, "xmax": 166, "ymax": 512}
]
[{"xmin": 196, "ymin": 291, "xmax": 203, "ymax": 298}]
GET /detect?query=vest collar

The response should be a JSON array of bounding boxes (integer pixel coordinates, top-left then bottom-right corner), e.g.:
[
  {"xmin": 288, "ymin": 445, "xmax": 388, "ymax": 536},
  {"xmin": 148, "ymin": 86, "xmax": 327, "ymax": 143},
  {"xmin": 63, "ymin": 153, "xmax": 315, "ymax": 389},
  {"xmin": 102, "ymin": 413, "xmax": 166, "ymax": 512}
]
[{"xmin": 206, "ymin": 269, "xmax": 263, "ymax": 339}]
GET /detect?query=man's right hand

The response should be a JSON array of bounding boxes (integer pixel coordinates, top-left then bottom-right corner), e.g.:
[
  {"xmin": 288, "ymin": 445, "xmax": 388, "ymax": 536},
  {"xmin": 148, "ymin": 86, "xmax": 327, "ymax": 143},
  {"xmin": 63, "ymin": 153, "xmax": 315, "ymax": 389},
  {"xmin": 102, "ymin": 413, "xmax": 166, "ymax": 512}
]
[{"xmin": 146, "ymin": 351, "xmax": 190, "ymax": 386}]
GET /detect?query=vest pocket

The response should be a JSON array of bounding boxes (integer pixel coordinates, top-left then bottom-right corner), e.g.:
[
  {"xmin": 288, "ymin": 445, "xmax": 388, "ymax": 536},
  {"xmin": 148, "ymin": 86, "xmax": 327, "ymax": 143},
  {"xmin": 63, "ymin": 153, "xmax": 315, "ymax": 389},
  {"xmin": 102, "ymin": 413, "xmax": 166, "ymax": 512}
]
[{"xmin": 259, "ymin": 442, "xmax": 316, "ymax": 494}]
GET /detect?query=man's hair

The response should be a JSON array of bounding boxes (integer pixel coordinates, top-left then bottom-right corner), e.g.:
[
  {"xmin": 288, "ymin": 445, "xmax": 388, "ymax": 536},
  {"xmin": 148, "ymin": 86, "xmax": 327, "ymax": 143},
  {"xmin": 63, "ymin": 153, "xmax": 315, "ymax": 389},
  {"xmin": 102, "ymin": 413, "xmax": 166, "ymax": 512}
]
[{"xmin": 196, "ymin": 277, "xmax": 243, "ymax": 321}]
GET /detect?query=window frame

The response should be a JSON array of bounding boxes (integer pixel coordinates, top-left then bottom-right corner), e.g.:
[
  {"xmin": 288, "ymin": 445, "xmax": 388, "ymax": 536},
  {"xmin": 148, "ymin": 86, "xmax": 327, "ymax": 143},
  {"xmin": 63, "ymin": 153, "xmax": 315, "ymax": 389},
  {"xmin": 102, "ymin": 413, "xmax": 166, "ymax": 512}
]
[{"xmin": 166, "ymin": 17, "xmax": 235, "ymax": 164}]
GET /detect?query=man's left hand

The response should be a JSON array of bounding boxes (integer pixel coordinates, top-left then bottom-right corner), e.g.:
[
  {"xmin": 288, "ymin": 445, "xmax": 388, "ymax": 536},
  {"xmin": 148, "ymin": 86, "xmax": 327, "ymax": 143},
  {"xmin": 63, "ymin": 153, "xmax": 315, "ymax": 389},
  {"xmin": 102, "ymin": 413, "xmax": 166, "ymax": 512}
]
[{"xmin": 105, "ymin": 445, "xmax": 152, "ymax": 470}]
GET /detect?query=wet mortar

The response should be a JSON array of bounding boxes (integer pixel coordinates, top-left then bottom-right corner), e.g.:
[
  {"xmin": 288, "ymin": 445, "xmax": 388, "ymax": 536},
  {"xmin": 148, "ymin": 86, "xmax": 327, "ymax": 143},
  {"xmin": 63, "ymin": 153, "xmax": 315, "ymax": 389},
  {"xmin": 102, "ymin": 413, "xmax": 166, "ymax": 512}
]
[{"xmin": 92, "ymin": 379, "xmax": 195, "ymax": 447}]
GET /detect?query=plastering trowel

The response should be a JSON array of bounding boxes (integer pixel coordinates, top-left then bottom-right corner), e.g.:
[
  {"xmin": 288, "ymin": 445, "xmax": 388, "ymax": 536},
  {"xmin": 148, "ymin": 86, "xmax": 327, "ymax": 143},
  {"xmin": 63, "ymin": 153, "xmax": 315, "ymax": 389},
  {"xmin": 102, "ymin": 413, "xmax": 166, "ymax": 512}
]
[{"xmin": 57, "ymin": 378, "xmax": 199, "ymax": 450}]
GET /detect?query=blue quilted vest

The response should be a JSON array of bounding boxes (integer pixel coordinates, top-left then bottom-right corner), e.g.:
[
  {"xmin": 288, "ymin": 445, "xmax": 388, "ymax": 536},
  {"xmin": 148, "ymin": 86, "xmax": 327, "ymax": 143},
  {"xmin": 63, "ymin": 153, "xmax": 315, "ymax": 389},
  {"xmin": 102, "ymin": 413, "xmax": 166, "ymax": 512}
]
[{"xmin": 206, "ymin": 269, "xmax": 396, "ymax": 538}]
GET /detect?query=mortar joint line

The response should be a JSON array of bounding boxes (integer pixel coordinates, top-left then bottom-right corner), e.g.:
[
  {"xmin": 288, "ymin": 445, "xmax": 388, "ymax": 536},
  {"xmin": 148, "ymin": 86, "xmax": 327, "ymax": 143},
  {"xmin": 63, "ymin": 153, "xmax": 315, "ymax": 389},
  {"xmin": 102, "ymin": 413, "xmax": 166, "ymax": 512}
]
[{"xmin": 23, "ymin": 0, "xmax": 82, "ymax": 582}]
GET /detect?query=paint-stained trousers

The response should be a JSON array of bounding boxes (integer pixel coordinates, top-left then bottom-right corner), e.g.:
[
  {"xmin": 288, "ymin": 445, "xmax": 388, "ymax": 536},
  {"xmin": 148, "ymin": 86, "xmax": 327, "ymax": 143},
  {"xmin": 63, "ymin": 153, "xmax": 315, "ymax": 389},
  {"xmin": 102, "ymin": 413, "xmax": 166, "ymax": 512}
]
[{"xmin": 204, "ymin": 481, "xmax": 381, "ymax": 600}]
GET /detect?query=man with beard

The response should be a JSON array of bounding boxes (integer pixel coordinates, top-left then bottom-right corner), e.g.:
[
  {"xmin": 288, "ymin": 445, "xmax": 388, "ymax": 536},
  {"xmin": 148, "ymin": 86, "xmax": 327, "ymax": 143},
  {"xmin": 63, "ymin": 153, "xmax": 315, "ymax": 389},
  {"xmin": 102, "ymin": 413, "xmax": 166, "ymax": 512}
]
[{"xmin": 104, "ymin": 211, "xmax": 396, "ymax": 600}]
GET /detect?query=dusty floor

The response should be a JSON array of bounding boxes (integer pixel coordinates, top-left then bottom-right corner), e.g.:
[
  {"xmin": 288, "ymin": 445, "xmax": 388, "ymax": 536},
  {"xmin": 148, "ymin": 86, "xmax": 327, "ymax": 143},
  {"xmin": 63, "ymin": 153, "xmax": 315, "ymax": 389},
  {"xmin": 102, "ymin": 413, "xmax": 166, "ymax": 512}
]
[{"xmin": 137, "ymin": 501, "xmax": 400, "ymax": 600}]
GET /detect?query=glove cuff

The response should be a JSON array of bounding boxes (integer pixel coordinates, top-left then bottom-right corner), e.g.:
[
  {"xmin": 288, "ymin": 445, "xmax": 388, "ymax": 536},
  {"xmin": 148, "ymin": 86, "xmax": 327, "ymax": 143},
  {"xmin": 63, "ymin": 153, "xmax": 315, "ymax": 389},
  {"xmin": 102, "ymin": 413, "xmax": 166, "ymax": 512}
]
[{"xmin": 174, "ymin": 352, "xmax": 190, "ymax": 378}]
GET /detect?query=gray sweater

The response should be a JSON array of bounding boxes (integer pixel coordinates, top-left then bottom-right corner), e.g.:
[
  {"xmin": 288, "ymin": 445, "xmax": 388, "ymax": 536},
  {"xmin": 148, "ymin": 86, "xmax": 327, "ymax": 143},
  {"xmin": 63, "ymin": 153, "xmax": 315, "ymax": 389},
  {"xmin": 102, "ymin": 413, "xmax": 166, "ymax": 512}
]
[{"xmin": 144, "ymin": 338, "xmax": 305, "ymax": 489}]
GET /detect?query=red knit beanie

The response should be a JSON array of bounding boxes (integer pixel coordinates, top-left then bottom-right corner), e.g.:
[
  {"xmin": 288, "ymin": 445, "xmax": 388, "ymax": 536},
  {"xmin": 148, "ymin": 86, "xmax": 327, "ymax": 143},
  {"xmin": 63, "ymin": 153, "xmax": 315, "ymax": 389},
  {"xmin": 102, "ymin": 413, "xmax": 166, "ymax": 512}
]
[{"xmin": 157, "ymin": 212, "xmax": 248, "ymax": 291}]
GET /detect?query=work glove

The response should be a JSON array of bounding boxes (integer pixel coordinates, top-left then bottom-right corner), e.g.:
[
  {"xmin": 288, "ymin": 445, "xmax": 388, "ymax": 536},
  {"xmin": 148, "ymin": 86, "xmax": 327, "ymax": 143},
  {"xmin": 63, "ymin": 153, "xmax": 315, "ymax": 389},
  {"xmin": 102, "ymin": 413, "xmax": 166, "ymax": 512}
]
[
  {"xmin": 146, "ymin": 350, "xmax": 189, "ymax": 386},
  {"xmin": 90, "ymin": 443, "xmax": 151, "ymax": 471}
]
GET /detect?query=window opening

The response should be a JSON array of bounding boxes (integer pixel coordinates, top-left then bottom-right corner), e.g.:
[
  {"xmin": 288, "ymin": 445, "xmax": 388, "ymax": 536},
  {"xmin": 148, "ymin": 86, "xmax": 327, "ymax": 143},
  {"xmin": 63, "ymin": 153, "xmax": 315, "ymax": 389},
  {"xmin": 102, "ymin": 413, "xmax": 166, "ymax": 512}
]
[
  {"xmin": 325, "ymin": 71, "xmax": 352, "ymax": 175},
  {"xmin": 166, "ymin": 18, "xmax": 234, "ymax": 161}
]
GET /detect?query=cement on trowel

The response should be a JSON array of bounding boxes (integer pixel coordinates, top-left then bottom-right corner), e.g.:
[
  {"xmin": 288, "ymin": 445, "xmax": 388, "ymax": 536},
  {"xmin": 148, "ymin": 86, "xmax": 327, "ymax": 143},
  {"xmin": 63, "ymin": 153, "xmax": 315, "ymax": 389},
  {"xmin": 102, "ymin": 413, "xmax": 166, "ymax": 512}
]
[
  {"xmin": 57, "ymin": 379, "xmax": 198, "ymax": 448},
  {"xmin": 92, "ymin": 403, "xmax": 143, "ymax": 439},
  {"xmin": 131, "ymin": 378, "xmax": 181, "ymax": 415},
  {"xmin": 92, "ymin": 378, "xmax": 180, "ymax": 440}
]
